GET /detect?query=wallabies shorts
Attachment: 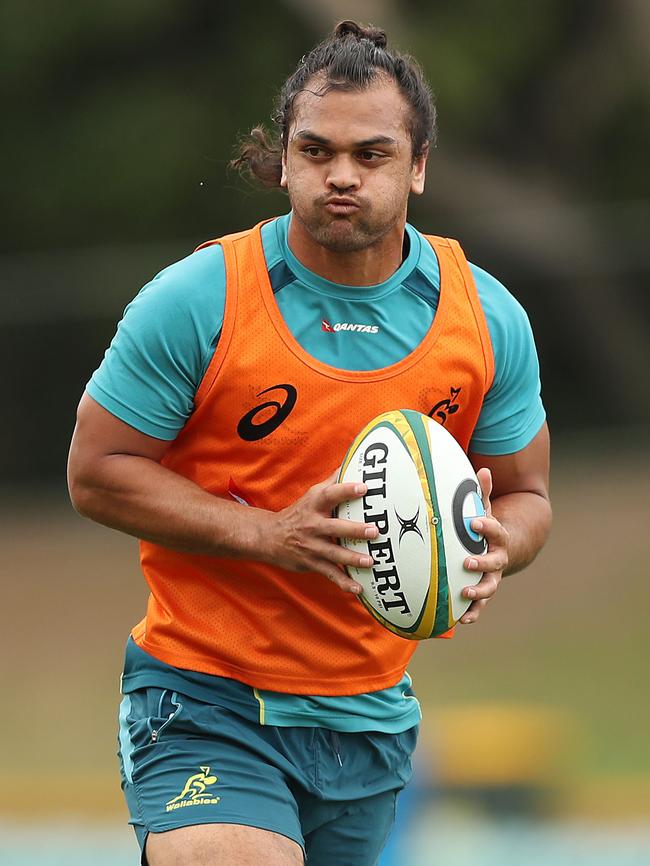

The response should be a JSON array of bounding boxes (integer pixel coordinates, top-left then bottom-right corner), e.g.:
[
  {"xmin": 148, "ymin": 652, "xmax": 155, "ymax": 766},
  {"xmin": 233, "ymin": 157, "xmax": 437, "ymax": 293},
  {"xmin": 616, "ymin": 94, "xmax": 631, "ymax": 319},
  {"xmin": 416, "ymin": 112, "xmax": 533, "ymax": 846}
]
[{"xmin": 118, "ymin": 686, "xmax": 418, "ymax": 865}]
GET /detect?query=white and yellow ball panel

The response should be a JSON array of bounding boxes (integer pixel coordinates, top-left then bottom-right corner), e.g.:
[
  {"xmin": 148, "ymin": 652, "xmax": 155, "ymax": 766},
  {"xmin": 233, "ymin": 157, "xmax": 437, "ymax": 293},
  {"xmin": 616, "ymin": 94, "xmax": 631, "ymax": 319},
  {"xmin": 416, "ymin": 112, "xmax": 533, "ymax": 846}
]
[
  {"xmin": 421, "ymin": 413, "xmax": 487, "ymax": 623},
  {"xmin": 337, "ymin": 409, "xmax": 485, "ymax": 641}
]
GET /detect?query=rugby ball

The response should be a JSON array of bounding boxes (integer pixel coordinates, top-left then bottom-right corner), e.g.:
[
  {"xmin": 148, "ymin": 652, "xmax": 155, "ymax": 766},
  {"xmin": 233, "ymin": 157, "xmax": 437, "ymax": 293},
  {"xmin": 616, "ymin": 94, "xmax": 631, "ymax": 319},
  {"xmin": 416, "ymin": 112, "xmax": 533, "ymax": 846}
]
[{"xmin": 336, "ymin": 409, "xmax": 486, "ymax": 640}]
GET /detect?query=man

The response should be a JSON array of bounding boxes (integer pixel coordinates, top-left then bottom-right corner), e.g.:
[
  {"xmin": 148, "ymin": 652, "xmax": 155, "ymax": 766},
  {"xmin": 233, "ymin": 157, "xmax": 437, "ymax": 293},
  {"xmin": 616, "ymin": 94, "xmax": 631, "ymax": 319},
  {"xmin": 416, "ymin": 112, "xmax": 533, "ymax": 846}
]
[{"xmin": 68, "ymin": 20, "xmax": 551, "ymax": 866}]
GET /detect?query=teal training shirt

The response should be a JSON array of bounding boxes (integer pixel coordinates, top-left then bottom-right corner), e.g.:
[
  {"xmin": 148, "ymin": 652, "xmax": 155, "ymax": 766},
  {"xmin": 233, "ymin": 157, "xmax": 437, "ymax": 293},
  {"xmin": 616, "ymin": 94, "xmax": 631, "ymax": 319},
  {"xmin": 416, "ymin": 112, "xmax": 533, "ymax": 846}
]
[
  {"xmin": 121, "ymin": 638, "xmax": 421, "ymax": 734},
  {"xmin": 89, "ymin": 214, "xmax": 545, "ymax": 452},
  {"xmin": 91, "ymin": 213, "xmax": 545, "ymax": 732}
]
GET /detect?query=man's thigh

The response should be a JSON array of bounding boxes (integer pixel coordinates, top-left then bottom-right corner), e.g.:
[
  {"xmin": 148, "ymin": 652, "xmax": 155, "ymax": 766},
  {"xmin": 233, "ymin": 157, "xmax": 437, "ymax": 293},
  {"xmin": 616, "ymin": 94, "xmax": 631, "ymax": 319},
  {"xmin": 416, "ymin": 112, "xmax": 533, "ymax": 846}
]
[
  {"xmin": 303, "ymin": 788, "xmax": 397, "ymax": 866},
  {"xmin": 146, "ymin": 823, "xmax": 303, "ymax": 866},
  {"xmin": 298, "ymin": 727, "xmax": 416, "ymax": 866}
]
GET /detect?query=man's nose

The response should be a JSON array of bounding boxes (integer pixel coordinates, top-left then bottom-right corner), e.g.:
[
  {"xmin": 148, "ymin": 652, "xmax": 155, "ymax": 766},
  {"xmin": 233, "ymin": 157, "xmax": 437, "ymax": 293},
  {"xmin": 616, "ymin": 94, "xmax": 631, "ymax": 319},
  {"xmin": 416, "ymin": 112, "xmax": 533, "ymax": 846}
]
[{"xmin": 325, "ymin": 155, "xmax": 361, "ymax": 191}]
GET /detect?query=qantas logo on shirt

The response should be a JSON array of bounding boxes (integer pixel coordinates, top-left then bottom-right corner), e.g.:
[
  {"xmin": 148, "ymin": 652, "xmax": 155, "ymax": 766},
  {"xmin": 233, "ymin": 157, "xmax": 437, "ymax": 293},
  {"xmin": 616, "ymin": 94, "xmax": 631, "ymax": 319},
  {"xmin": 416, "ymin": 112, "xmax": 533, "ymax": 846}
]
[{"xmin": 321, "ymin": 318, "xmax": 379, "ymax": 334}]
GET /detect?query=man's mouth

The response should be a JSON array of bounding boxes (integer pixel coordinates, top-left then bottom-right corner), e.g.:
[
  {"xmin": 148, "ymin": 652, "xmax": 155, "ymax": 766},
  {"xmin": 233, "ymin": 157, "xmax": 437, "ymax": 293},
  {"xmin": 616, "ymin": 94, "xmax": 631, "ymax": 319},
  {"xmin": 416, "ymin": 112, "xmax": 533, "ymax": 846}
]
[{"xmin": 323, "ymin": 197, "xmax": 361, "ymax": 216}]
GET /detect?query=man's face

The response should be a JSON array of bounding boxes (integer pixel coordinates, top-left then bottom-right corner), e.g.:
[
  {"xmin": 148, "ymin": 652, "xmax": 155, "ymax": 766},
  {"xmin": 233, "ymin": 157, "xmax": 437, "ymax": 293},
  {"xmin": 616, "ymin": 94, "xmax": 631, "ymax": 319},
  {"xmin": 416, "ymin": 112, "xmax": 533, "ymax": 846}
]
[{"xmin": 281, "ymin": 75, "xmax": 427, "ymax": 253}]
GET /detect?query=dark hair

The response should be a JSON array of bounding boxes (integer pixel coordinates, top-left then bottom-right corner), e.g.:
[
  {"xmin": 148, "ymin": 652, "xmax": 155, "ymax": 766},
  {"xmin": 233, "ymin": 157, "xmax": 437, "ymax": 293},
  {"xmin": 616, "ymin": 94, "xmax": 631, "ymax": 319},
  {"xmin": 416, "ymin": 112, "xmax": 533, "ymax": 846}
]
[{"xmin": 231, "ymin": 20, "xmax": 436, "ymax": 188}]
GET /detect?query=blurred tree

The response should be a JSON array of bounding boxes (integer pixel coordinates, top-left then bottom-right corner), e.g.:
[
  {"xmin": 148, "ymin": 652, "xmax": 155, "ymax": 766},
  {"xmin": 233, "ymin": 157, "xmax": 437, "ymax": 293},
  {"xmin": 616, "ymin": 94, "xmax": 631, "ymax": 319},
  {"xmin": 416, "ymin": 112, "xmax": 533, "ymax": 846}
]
[
  {"xmin": 1, "ymin": 0, "xmax": 648, "ymax": 480},
  {"xmin": 285, "ymin": 0, "xmax": 650, "ymax": 431},
  {"xmin": 1, "ymin": 0, "xmax": 303, "ymax": 251}
]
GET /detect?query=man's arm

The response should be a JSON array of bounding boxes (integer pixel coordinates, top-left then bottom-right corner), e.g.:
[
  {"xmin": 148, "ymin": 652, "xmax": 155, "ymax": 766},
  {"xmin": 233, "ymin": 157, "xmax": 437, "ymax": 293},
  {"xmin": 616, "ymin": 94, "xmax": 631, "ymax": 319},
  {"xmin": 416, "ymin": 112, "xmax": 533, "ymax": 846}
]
[
  {"xmin": 460, "ymin": 422, "xmax": 552, "ymax": 624},
  {"xmin": 67, "ymin": 393, "xmax": 379, "ymax": 594}
]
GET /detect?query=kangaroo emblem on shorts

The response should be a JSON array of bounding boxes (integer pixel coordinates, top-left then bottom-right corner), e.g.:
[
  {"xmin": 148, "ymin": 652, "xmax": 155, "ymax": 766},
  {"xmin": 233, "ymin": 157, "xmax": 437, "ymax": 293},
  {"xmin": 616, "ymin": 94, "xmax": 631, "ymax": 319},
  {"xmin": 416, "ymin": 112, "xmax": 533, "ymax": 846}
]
[{"xmin": 166, "ymin": 766, "xmax": 220, "ymax": 811}]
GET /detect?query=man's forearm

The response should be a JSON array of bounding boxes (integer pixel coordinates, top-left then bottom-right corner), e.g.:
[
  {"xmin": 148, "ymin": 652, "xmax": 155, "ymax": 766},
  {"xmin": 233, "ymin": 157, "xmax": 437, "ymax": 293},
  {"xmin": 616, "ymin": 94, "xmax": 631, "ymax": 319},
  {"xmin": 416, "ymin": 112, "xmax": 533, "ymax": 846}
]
[
  {"xmin": 491, "ymin": 490, "xmax": 552, "ymax": 575},
  {"xmin": 69, "ymin": 452, "xmax": 271, "ymax": 558},
  {"xmin": 68, "ymin": 449, "xmax": 376, "ymax": 592}
]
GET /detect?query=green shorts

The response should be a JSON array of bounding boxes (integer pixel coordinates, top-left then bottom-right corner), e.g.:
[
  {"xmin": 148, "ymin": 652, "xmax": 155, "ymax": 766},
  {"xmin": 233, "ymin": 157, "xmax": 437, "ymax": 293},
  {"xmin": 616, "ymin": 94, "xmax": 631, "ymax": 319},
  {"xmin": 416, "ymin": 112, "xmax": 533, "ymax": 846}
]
[{"xmin": 118, "ymin": 686, "xmax": 417, "ymax": 865}]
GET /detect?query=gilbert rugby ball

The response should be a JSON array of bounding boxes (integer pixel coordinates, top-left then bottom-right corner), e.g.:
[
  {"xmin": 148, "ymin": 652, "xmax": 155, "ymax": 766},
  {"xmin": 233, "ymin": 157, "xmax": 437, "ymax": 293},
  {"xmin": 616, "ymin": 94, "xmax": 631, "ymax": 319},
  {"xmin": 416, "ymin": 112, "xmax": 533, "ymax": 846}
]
[{"xmin": 336, "ymin": 409, "xmax": 486, "ymax": 640}]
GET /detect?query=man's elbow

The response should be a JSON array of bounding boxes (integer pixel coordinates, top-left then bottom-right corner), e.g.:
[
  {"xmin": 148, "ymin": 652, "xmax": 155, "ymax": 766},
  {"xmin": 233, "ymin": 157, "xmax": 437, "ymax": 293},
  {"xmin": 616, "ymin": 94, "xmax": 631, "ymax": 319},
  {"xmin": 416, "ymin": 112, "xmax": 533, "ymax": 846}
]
[
  {"xmin": 523, "ymin": 492, "xmax": 553, "ymax": 570},
  {"xmin": 68, "ymin": 475, "xmax": 92, "ymax": 519},
  {"xmin": 67, "ymin": 457, "xmax": 101, "ymax": 520},
  {"xmin": 538, "ymin": 490, "xmax": 553, "ymax": 544}
]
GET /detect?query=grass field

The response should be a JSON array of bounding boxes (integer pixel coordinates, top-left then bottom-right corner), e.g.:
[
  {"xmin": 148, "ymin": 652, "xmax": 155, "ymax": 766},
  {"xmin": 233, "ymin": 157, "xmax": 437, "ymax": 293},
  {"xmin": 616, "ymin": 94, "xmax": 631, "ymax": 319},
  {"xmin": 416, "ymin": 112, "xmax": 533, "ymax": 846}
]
[{"xmin": 1, "ymin": 442, "xmax": 648, "ymax": 836}]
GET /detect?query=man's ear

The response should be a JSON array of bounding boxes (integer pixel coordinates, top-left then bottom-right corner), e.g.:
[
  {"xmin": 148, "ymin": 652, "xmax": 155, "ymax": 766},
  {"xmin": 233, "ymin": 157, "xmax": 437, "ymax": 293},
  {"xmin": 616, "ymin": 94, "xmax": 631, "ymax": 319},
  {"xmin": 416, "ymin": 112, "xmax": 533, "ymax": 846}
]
[
  {"xmin": 410, "ymin": 143, "xmax": 429, "ymax": 196},
  {"xmin": 280, "ymin": 149, "xmax": 288, "ymax": 189}
]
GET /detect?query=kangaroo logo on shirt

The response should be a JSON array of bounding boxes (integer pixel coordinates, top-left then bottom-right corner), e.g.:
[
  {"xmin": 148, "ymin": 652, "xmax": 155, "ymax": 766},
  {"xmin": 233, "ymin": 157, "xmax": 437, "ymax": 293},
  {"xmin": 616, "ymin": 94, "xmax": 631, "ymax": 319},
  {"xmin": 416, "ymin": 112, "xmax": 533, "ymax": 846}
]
[
  {"xmin": 237, "ymin": 384, "xmax": 298, "ymax": 441},
  {"xmin": 428, "ymin": 387, "xmax": 461, "ymax": 425}
]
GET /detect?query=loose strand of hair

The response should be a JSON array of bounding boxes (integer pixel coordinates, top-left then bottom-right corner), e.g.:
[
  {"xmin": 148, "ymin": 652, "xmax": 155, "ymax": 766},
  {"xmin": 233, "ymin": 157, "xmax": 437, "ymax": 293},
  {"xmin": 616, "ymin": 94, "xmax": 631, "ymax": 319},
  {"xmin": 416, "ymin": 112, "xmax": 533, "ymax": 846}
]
[{"xmin": 229, "ymin": 126, "xmax": 283, "ymax": 189}]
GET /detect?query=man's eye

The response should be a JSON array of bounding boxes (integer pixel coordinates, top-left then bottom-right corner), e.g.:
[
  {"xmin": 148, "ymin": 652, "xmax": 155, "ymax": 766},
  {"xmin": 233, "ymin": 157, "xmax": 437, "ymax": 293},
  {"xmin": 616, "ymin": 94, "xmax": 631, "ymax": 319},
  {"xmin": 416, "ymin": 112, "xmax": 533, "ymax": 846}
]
[
  {"xmin": 304, "ymin": 146, "xmax": 327, "ymax": 157},
  {"xmin": 358, "ymin": 151, "xmax": 383, "ymax": 162}
]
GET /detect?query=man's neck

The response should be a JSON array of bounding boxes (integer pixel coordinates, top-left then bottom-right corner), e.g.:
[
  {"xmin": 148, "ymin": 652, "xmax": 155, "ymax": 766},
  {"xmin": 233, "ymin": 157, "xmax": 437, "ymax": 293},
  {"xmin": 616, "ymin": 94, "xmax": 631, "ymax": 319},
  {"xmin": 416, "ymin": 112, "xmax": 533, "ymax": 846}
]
[{"xmin": 286, "ymin": 216, "xmax": 408, "ymax": 286}]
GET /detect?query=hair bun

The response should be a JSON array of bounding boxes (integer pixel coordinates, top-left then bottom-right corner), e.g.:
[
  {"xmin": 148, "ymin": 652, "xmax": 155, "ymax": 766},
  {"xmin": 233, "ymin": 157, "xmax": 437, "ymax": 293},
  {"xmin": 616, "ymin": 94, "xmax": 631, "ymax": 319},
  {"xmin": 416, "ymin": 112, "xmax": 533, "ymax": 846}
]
[{"xmin": 334, "ymin": 20, "xmax": 388, "ymax": 49}]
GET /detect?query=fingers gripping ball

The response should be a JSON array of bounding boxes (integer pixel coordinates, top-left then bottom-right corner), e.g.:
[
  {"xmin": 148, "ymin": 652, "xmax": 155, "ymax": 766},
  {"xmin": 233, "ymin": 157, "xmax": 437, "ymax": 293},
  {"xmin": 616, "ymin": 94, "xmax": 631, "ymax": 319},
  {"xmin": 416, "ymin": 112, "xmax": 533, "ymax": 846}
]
[{"xmin": 335, "ymin": 409, "xmax": 486, "ymax": 640}]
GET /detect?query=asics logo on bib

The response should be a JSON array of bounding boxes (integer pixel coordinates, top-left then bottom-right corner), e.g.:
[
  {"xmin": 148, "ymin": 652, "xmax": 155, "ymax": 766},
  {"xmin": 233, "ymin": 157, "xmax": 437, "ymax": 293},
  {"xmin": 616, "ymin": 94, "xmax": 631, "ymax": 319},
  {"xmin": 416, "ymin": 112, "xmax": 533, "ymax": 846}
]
[
  {"xmin": 321, "ymin": 318, "xmax": 379, "ymax": 334},
  {"xmin": 237, "ymin": 384, "xmax": 297, "ymax": 441}
]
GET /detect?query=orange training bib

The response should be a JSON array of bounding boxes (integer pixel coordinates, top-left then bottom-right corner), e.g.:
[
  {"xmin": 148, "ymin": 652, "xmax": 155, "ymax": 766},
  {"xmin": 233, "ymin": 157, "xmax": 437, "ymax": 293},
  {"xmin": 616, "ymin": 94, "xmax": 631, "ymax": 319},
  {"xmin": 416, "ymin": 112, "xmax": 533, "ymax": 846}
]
[{"xmin": 133, "ymin": 221, "xmax": 494, "ymax": 694}]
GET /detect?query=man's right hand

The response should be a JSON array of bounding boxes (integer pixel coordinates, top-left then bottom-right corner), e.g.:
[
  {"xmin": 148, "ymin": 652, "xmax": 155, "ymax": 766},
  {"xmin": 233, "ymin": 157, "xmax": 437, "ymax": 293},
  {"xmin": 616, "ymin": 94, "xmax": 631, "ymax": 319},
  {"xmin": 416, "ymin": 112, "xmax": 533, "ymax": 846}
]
[{"xmin": 263, "ymin": 470, "xmax": 379, "ymax": 594}]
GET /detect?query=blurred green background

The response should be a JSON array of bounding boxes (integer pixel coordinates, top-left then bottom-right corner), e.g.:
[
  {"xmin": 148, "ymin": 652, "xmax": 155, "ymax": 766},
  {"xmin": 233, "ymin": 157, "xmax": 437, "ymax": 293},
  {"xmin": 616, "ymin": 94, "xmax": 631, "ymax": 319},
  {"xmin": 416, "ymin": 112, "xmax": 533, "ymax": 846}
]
[{"xmin": 2, "ymin": 1, "xmax": 649, "ymax": 863}]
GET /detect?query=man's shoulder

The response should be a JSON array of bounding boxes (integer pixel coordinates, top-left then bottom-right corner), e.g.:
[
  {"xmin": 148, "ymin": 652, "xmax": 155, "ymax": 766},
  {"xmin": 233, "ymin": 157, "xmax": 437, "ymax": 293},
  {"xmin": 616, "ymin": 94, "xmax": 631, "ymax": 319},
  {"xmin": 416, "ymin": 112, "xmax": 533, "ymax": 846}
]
[
  {"xmin": 128, "ymin": 244, "xmax": 228, "ymax": 324},
  {"xmin": 151, "ymin": 243, "xmax": 225, "ymax": 292},
  {"xmin": 409, "ymin": 232, "xmax": 535, "ymax": 353},
  {"xmin": 467, "ymin": 262, "xmax": 532, "ymax": 326},
  {"xmin": 117, "ymin": 243, "xmax": 227, "ymax": 351},
  {"xmin": 194, "ymin": 217, "xmax": 282, "ymax": 253}
]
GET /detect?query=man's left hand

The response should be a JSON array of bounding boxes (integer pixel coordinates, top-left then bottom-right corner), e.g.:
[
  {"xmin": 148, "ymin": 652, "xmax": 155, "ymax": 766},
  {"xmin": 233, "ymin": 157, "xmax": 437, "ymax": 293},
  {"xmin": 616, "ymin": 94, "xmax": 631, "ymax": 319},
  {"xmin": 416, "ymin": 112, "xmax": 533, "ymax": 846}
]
[{"xmin": 460, "ymin": 467, "xmax": 510, "ymax": 625}]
